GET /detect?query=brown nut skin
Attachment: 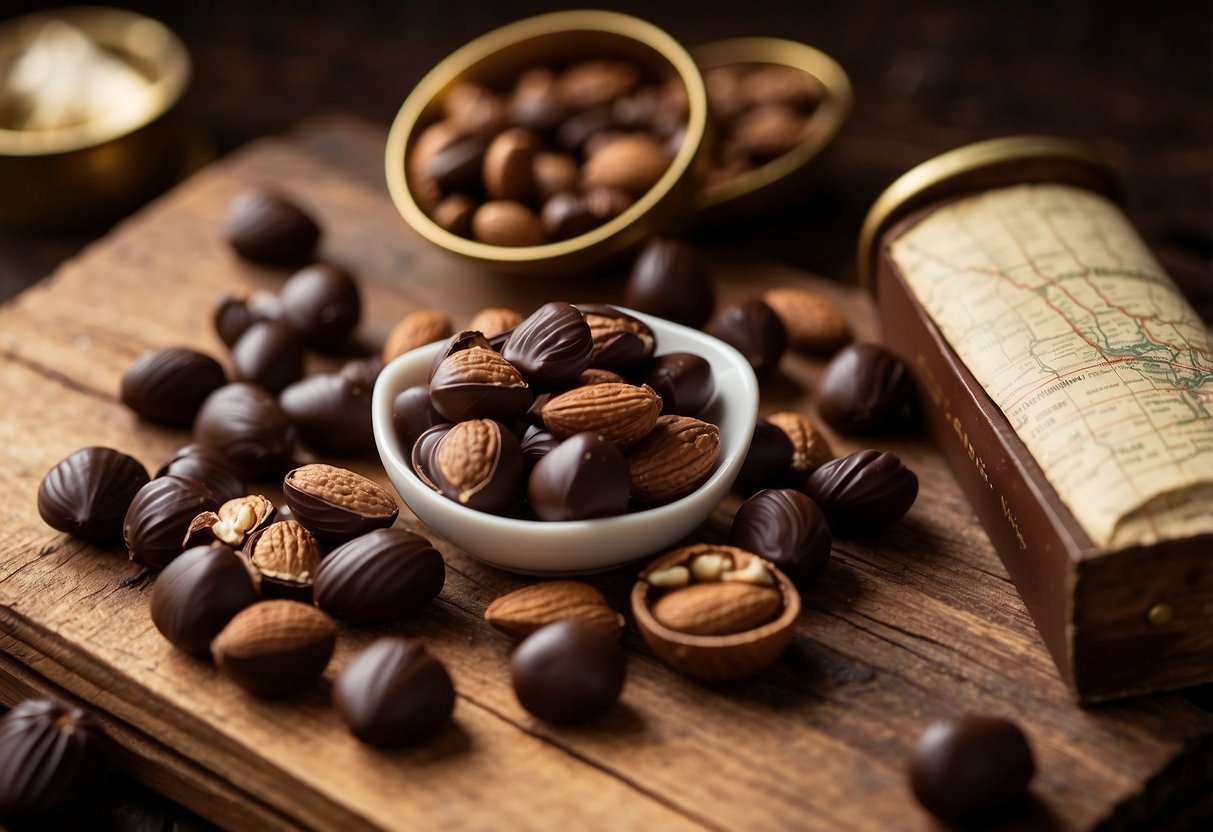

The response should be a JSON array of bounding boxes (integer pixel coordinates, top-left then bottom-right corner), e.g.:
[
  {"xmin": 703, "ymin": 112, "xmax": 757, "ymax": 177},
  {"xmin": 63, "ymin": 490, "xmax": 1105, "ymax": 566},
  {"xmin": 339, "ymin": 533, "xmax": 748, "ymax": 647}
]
[
  {"xmin": 193, "ymin": 383, "xmax": 296, "ymax": 479},
  {"xmin": 429, "ymin": 347, "xmax": 532, "ymax": 423},
  {"xmin": 278, "ymin": 263, "xmax": 362, "ymax": 352},
  {"xmin": 0, "ymin": 698, "xmax": 107, "ymax": 822},
  {"xmin": 430, "ymin": 420, "xmax": 525, "ymax": 516},
  {"xmin": 483, "ymin": 127, "xmax": 537, "ymax": 202},
  {"xmin": 472, "ymin": 201, "xmax": 545, "ymax": 247},
  {"xmin": 38, "ymin": 447, "xmax": 150, "ymax": 543},
  {"xmin": 223, "ymin": 187, "xmax": 320, "ymax": 266},
  {"xmin": 282, "ymin": 464, "xmax": 399, "ymax": 545},
  {"xmin": 123, "ymin": 476, "xmax": 219, "ymax": 569},
  {"xmin": 510, "ymin": 620, "xmax": 626, "ymax": 724},
  {"xmin": 334, "ymin": 638, "xmax": 455, "ymax": 748},
  {"xmin": 730, "ymin": 489, "xmax": 832, "ymax": 586},
  {"xmin": 427, "ymin": 330, "xmax": 494, "ymax": 381},
  {"xmin": 909, "ymin": 715, "xmax": 1035, "ymax": 823},
  {"xmin": 314, "ymin": 529, "xmax": 446, "ymax": 625},
  {"xmin": 432, "ymin": 194, "xmax": 477, "ymax": 237},
  {"xmin": 581, "ymin": 134, "xmax": 670, "ymax": 197},
  {"xmin": 627, "ymin": 415, "xmax": 721, "ymax": 505},
  {"xmin": 210, "ymin": 601, "xmax": 336, "ymax": 699},
  {"xmin": 150, "ymin": 544, "xmax": 259, "ymax": 655},
  {"xmin": 244, "ymin": 521, "xmax": 322, "ymax": 602},
  {"xmin": 120, "ymin": 347, "xmax": 227, "ymax": 427}
]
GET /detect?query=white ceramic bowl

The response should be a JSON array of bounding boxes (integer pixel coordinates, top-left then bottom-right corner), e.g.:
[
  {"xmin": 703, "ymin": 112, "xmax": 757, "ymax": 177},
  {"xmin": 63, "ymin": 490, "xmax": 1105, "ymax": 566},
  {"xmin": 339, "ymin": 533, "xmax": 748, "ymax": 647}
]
[{"xmin": 371, "ymin": 308, "xmax": 759, "ymax": 575}]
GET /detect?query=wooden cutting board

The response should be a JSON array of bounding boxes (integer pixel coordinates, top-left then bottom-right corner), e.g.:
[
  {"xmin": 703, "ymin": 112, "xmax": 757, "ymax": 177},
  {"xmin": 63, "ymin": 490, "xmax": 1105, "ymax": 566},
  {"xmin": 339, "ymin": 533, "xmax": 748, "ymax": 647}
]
[{"xmin": 0, "ymin": 116, "xmax": 1209, "ymax": 832}]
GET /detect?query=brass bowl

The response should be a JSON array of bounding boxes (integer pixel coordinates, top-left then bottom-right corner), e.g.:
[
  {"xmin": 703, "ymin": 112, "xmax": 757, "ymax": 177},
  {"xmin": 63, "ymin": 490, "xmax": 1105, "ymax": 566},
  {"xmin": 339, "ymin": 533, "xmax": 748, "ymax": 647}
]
[
  {"xmin": 385, "ymin": 10, "xmax": 710, "ymax": 277},
  {"xmin": 692, "ymin": 37, "xmax": 852, "ymax": 226},
  {"xmin": 0, "ymin": 6, "xmax": 191, "ymax": 230}
]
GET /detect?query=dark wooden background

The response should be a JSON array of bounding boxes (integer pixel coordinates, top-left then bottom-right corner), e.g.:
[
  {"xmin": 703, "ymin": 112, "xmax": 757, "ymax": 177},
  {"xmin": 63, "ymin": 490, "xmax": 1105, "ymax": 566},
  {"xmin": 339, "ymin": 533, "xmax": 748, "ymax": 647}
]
[{"xmin": 0, "ymin": 1, "xmax": 1209, "ymax": 828}]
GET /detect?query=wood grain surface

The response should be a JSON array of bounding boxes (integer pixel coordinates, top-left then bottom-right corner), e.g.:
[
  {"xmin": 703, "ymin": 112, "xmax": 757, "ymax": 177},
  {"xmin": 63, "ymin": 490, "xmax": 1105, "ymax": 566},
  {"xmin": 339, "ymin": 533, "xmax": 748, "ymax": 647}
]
[{"xmin": 0, "ymin": 118, "xmax": 1210, "ymax": 831}]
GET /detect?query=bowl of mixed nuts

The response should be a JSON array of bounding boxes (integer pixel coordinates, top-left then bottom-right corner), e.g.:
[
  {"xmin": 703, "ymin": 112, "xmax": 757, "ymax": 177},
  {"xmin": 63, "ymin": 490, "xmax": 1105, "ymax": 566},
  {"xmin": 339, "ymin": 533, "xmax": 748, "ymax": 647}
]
[
  {"xmin": 385, "ymin": 10, "xmax": 710, "ymax": 276},
  {"xmin": 371, "ymin": 304, "xmax": 759, "ymax": 575}
]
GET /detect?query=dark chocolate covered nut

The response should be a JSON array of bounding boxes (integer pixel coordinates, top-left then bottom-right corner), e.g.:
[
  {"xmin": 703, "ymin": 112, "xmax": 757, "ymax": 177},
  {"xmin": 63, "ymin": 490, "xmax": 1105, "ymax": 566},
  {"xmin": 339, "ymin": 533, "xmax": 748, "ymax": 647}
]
[
  {"xmin": 767, "ymin": 411, "xmax": 834, "ymax": 483},
  {"xmin": 574, "ymin": 303, "xmax": 656, "ymax": 371},
  {"xmin": 38, "ymin": 447, "xmax": 149, "ymax": 543},
  {"xmin": 282, "ymin": 463, "xmax": 399, "ymax": 544},
  {"xmin": 731, "ymin": 418, "xmax": 794, "ymax": 496},
  {"xmin": 909, "ymin": 715, "xmax": 1035, "ymax": 823},
  {"xmin": 230, "ymin": 320, "xmax": 305, "ymax": 395},
  {"xmin": 334, "ymin": 638, "xmax": 455, "ymax": 748},
  {"xmin": 0, "ymin": 698, "xmax": 106, "ymax": 821},
  {"xmin": 541, "ymin": 192, "xmax": 600, "ymax": 241},
  {"xmin": 243, "ymin": 520, "xmax": 322, "ymax": 601},
  {"xmin": 410, "ymin": 423, "xmax": 452, "ymax": 492},
  {"xmin": 427, "ymin": 330, "xmax": 495, "ymax": 381},
  {"xmin": 223, "ymin": 187, "xmax": 320, "ymax": 266},
  {"xmin": 510, "ymin": 620, "xmax": 626, "ymax": 724},
  {"xmin": 623, "ymin": 239, "xmax": 714, "ymax": 328},
  {"xmin": 528, "ymin": 432, "xmax": 630, "ymax": 521},
  {"xmin": 803, "ymin": 449, "xmax": 918, "ymax": 532},
  {"xmin": 641, "ymin": 352, "xmax": 714, "ymax": 416},
  {"xmin": 502, "ymin": 301, "xmax": 594, "ymax": 389},
  {"xmin": 818, "ymin": 343, "xmax": 915, "ymax": 435},
  {"xmin": 710, "ymin": 299, "xmax": 787, "ymax": 377},
  {"xmin": 212, "ymin": 291, "xmax": 280, "ymax": 348},
  {"xmin": 123, "ymin": 476, "xmax": 218, "ymax": 568},
  {"xmin": 428, "ymin": 135, "xmax": 489, "ymax": 194},
  {"xmin": 429, "ymin": 420, "xmax": 525, "ymax": 516},
  {"xmin": 278, "ymin": 263, "xmax": 361, "ymax": 351},
  {"xmin": 730, "ymin": 489, "xmax": 832, "ymax": 585},
  {"xmin": 315, "ymin": 529, "xmax": 445, "ymax": 624},
  {"xmin": 556, "ymin": 106, "xmax": 615, "ymax": 153},
  {"xmin": 520, "ymin": 424, "xmax": 559, "ymax": 465},
  {"xmin": 429, "ymin": 347, "xmax": 532, "ymax": 422},
  {"xmin": 280, "ymin": 371, "xmax": 375, "ymax": 457},
  {"xmin": 150, "ymin": 544, "xmax": 259, "ymax": 654},
  {"xmin": 392, "ymin": 384, "xmax": 447, "ymax": 453},
  {"xmin": 210, "ymin": 600, "xmax": 336, "ymax": 698},
  {"xmin": 193, "ymin": 383, "xmax": 296, "ymax": 479},
  {"xmin": 156, "ymin": 445, "xmax": 246, "ymax": 504},
  {"xmin": 120, "ymin": 347, "xmax": 227, "ymax": 427}
]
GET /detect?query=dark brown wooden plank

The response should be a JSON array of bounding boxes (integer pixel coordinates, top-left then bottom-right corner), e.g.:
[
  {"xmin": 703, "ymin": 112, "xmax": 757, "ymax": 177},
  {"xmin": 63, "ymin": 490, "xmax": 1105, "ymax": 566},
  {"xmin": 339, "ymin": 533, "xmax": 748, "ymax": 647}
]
[{"xmin": 0, "ymin": 118, "xmax": 1209, "ymax": 831}]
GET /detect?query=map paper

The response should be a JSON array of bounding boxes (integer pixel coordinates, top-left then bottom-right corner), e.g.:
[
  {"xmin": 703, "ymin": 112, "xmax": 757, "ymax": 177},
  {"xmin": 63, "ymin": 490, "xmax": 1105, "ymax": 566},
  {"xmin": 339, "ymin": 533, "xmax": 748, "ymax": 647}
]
[{"xmin": 891, "ymin": 184, "xmax": 1213, "ymax": 551}]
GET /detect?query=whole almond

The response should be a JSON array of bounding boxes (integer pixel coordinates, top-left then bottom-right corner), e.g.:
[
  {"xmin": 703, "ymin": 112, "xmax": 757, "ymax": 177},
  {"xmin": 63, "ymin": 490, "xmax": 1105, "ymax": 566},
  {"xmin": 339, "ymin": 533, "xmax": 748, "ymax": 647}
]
[
  {"xmin": 740, "ymin": 65, "xmax": 826, "ymax": 110},
  {"xmin": 408, "ymin": 120, "xmax": 462, "ymax": 210},
  {"xmin": 472, "ymin": 201, "xmax": 546, "ymax": 247},
  {"xmin": 433, "ymin": 194, "xmax": 477, "ymax": 237},
  {"xmin": 576, "ymin": 368, "xmax": 627, "ymax": 386},
  {"xmin": 652, "ymin": 582, "xmax": 782, "ymax": 636},
  {"xmin": 246, "ymin": 520, "xmax": 321, "ymax": 585},
  {"xmin": 732, "ymin": 105, "xmax": 809, "ymax": 162},
  {"xmin": 282, "ymin": 463, "xmax": 399, "ymax": 544},
  {"xmin": 484, "ymin": 128, "xmax": 537, "ymax": 202},
  {"xmin": 533, "ymin": 152, "xmax": 579, "ymax": 201},
  {"xmin": 443, "ymin": 81, "xmax": 506, "ymax": 136},
  {"xmin": 582, "ymin": 135, "xmax": 670, "ymax": 197},
  {"xmin": 485, "ymin": 581, "xmax": 624, "ymax": 639},
  {"xmin": 542, "ymin": 383, "xmax": 661, "ymax": 448},
  {"xmin": 761, "ymin": 287, "xmax": 852, "ymax": 354},
  {"xmin": 210, "ymin": 600, "xmax": 336, "ymax": 698},
  {"xmin": 468, "ymin": 306, "xmax": 524, "ymax": 338},
  {"xmin": 558, "ymin": 60, "xmax": 639, "ymax": 109},
  {"xmin": 383, "ymin": 310, "xmax": 455, "ymax": 364},
  {"xmin": 766, "ymin": 411, "xmax": 834, "ymax": 477},
  {"xmin": 627, "ymin": 415, "xmax": 720, "ymax": 504}
]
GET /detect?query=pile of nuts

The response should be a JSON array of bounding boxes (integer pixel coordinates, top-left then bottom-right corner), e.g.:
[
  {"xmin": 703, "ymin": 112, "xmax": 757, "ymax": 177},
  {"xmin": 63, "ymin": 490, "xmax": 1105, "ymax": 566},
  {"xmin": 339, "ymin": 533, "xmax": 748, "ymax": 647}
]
[
  {"xmin": 396, "ymin": 300, "xmax": 722, "ymax": 519},
  {"xmin": 703, "ymin": 63, "xmax": 827, "ymax": 187},
  {"xmin": 408, "ymin": 60, "xmax": 688, "ymax": 246}
]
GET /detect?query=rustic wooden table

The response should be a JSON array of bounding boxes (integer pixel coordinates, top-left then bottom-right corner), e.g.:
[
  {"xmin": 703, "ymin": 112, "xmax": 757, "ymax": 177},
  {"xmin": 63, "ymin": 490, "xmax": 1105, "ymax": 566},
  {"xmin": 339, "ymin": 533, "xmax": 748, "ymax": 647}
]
[
  {"xmin": 0, "ymin": 2, "xmax": 1209, "ymax": 830},
  {"xmin": 0, "ymin": 117, "xmax": 1210, "ymax": 831}
]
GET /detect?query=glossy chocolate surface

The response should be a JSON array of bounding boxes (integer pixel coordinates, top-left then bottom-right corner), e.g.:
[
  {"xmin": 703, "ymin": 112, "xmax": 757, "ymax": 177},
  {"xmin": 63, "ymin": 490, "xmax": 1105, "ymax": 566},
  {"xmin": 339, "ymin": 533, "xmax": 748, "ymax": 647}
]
[
  {"xmin": 123, "ymin": 476, "xmax": 218, "ymax": 568},
  {"xmin": 730, "ymin": 489, "xmax": 832, "ymax": 585},
  {"xmin": 501, "ymin": 301, "xmax": 594, "ymax": 389},
  {"xmin": 641, "ymin": 352, "xmax": 714, "ymax": 416},
  {"xmin": 817, "ymin": 343, "xmax": 915, "ymax": 434},
  {"xmin": 157, "ymin": 445, "xmax": 247, "ymax": 504},
  {"xmin": 37, "ymin": 447, "xmax": 149, "ymax": 543},
  {"xmin": 510, "ymin": 620, "xmax": 625, "ymax": 724},
  {"xmin": 333, "ymin": 638, "xmax": 455, "ymax": 748},
  {"xmin": 193, "ymin": 383, "xmax": 296, "ymax": 479},
  {"xmin": 623, "ymin": 239, "xmax": 714, "ymax": 328},
  {"xmin": 709, "ymin": 299, "xmax": 787, "ymax": 377},
  {"xmin": 731, "ymin": 418, "xmax": 794, "ymax": 496},
  {"xmin": 803, "ymin": 449, "xmax": 917, "ymax": 533},
  {"xmin": 120, "ymin": 347, "xmax": 227, "ymax": 427},
  {"xmin": 150, "ymin": 544, "xmax": 258, "ymax": 655},
  {"xmin": 314, "ymin": 529, "xmax": 445, "ymax": 624},
  {"xmin": 279, "ymin": 263, "xmax": 361, "ymax": 351},
  {"xmin": 527, "ymin": 432, "xmax": 630, "ymax": 521},
  {"xmin": 0, "ymin": 698, "xmax": 106, "ymax": 821},
  {"xmin": 222, "ymin": 187, "xmax": 320, "ymax": 266},
  {"xmin": 230, "ymin": 320, "xmax": 305, "ymax": 395},
  {"xmin": 280, "ymin": 371, "xmax": 375, "ymax": 456}
]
